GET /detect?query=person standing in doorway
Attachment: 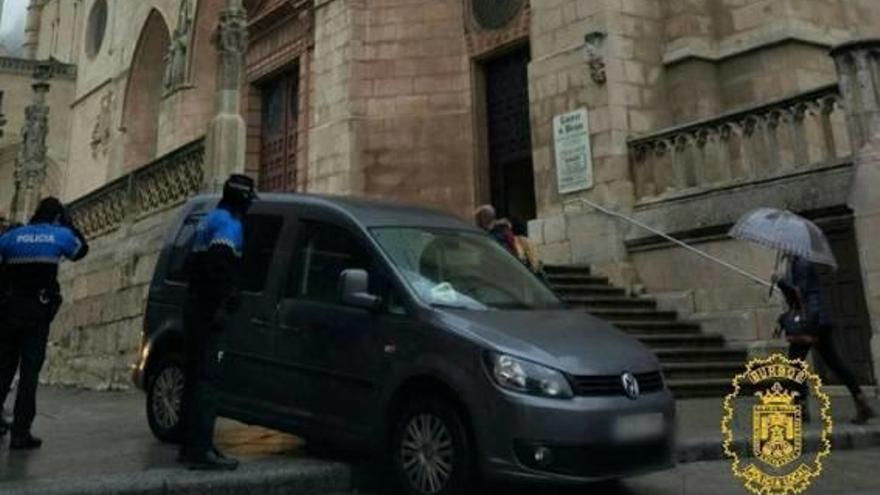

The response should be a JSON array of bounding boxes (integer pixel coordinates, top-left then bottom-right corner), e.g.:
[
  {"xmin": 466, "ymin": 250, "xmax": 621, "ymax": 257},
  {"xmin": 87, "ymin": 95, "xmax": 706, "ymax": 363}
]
[
  {"xmin": 179, "ymin": 174, "xmax": 257, "ymax": 471},
  {"xmin": 474, "ymin": 204, "xmax": 517, "ymax": 255},
  {"xmin": 0, "ymin": 198, "xmax": 89, "ymax": 449},
  {"xmin": 776, "ymin": 254, "xmax": 876, "ymax": 424}
]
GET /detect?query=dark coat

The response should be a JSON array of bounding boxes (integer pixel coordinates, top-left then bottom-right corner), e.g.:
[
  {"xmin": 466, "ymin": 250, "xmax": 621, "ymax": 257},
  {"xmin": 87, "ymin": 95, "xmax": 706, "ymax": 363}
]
[{"xmin": 776, "ymin": 256, "xmax": 830, "ymax": 327}]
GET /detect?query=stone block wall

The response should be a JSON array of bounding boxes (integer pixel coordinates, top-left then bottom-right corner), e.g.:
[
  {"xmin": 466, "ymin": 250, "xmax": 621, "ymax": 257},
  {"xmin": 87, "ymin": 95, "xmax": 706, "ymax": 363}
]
[
  {"xmin": 356, "ymin": 0, "xmax": 474, "ymax": 219},
  {"xmin": 46, "ymin": 205, "xmax": 182, "ymax": 389},
  {"xmin": 308, "ymin": 0, "xmax": 362, "ymax": 195},
  {"xmin": 528, "ymin": 0, "xmax": 666, "ymax": 286}
]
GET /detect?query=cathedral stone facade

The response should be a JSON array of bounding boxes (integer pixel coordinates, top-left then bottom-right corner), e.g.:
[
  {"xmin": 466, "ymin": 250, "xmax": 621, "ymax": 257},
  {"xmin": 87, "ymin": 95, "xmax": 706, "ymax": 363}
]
[{"xmin": 2, "ymin": 0, "xmax": 880, "ymax": 392}]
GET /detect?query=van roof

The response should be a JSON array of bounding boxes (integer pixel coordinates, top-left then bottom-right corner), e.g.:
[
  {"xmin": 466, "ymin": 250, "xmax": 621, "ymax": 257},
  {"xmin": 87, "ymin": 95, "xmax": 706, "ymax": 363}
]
[{"xmin": 192, "ymin": 193, "xmax": 480, "ymax": 231}]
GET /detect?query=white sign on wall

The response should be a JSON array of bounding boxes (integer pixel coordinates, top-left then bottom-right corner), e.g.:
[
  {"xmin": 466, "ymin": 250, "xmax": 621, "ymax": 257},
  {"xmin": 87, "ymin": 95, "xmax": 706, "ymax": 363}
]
[{"xmin": 553, "ymin": 108, "xmax": 594, "ymax": 194}]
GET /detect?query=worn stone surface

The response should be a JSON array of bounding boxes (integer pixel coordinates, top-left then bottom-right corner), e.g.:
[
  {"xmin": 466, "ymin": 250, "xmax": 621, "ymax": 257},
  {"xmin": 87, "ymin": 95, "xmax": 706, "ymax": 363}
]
[{"xmin": 46, "ymin": 206, "xmax": 181, "ymax": 389}]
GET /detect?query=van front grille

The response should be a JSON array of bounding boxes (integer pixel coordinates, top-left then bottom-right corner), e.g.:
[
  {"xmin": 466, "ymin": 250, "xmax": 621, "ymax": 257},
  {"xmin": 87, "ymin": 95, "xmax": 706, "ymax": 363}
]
[{"xmin": 572, "ymin": 371, "xmax": 664, "ymax": 396}]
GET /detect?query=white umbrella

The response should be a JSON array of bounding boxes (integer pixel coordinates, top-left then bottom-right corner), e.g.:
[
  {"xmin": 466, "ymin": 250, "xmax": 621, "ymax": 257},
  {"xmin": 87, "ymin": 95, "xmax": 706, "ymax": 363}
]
[{"xmin": 729, "ymin": 208, "xmax": 837, "ymax": 269}]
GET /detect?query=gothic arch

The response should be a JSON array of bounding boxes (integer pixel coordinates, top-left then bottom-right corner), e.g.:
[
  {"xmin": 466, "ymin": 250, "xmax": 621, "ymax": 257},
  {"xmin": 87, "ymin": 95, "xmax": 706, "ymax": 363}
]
[{"xmin": 121, "ymin": 9, "xmax": 170, "ymax": 171}]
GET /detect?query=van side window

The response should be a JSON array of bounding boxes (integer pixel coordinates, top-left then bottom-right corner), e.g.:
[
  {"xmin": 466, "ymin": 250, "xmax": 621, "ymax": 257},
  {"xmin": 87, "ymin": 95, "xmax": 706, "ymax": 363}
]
[
  {"xmin": 287, "ymin": 222, "xmax": 370, "ymax": 303},
  {"xmin": 166, "ymin": 215, "xmax": 201, "ymax": 283},
  {"xmin": 240, "ymin": 214, "xmax": 284, "ymax": 293}
]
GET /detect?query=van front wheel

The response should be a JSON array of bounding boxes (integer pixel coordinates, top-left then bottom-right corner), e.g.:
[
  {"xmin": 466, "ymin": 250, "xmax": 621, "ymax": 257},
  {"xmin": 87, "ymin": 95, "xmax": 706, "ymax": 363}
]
[
  {"xmin": 146, "ymin": 355, "xmax": 185, "ymax": 443},
  {"xmin": 391, "ymin": 397, "xmax": 475, "ymax": 495}
]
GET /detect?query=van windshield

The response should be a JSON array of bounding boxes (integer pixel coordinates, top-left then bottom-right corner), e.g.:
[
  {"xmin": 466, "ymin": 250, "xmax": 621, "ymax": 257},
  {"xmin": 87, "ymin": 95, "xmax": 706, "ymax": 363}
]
[{"xmin": 371, "ymin": 227, "xmax": 563, "ymax": 311}]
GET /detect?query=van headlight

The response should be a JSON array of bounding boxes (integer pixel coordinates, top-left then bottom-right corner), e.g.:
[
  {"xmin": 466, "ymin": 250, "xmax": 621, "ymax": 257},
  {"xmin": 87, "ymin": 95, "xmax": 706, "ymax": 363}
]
[{"xmin": 487, "ymin": 353, "xmax": 574, "ymax": 399}]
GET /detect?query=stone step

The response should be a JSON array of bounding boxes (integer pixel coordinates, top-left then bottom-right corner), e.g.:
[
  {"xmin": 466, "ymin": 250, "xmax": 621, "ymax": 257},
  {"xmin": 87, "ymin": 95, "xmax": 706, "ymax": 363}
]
[
  {"xmin": 552, "ymin": 284, "xmax": 627, "ymax": 296},
  {"xmin": 588, "ymin": 308, "xmax": 679, "ymax": 322},
  {"xmin": 543, "ymin": 264, "xmax": 592, "ymax": 276},
  {"xmin": 653, "ymin": 347, "xmax": 747, "ymax": 364},
  {"xmin": 632, "ymin": 334, "xmax": 726, "ymax": 349},
  {"xmin": 613, "ymin": 320, "xmax": 703, "ymax": 333},
  {"xmin": 546, "ymin": 263, "xmax": 747, "ymax": 397},
  {"xmin": 563, "ymin": 296, "xmax": 656, "ymax": 309},
  {"xmin": 666, "ymin": 378, "xmax": 735, "ymax": 398},
  {"xmin": 546, "ymin": 274, "xmax": 610, "ymax": 285},
  {"xmin": 662, "ymin": 361, "xmax": 747, "ymax": 381}
]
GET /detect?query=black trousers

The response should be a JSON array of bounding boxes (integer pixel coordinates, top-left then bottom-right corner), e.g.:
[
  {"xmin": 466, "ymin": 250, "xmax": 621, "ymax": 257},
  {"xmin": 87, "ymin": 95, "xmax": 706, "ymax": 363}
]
[
  {"xmin": 788, "ymin": 324, "xmax": 862, "ymax": 399},
  {"xmin": 182, "ymin": 297, "xmax": 226, "ymax": 458},
  {"xmin": 0, "ymin": 294, "xmax": 55, "ymax": 437}
]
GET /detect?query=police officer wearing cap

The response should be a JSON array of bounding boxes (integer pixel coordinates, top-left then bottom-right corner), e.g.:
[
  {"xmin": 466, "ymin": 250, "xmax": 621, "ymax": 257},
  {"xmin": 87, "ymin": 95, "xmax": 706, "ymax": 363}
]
[
  {"xmin": 0, "ymin": 198, "xmax": 88, "ymax": 449},
  {"xmin": 179, "ymin": 174, "xmax": 257, "ymax": 470}
]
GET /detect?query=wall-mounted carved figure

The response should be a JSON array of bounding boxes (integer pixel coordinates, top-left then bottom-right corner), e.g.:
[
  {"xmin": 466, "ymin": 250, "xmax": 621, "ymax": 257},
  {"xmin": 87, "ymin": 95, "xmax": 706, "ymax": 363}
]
[
  {"xmin": 584, "ymin": 31, "xmax": 607, "ymax": 85},
  {"xmin": 91, "ymin": 90, "xmax": 113, "ymax": 158},
  {"xmin": 164, "ymin": 0, "xmax": 194, "ymax": 92}
]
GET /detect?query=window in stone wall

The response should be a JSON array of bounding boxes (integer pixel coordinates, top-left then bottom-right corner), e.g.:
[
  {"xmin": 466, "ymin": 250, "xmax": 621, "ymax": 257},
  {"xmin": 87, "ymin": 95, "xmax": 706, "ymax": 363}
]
[
  {"xmin": 86, "ymin": 0, "xmax": 108, "ymax": 58},
  {"xmin": 472, "ymin": 0, "xmax": 525, "ymax": 30}
]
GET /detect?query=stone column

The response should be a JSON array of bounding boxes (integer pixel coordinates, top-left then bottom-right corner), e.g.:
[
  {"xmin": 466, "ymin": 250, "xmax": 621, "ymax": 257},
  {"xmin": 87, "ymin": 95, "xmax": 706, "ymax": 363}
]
[
  {"xmin": 831, "ymin": 40, "xmax": 880, "ymax": 152},
  {"xmin": 22, "ymin": 0, "xmax": 45, "ymax": 59},
  {"xmin": 12, "ymin": 63, "xmax": 51, "ymax": 223},
  {"xmin": 202, "ymin": 0, "xmax": 247, "ymax": 192},
  {"xmin": 833, "ymin": 40, "xmax": 880, "ymax": 388}
]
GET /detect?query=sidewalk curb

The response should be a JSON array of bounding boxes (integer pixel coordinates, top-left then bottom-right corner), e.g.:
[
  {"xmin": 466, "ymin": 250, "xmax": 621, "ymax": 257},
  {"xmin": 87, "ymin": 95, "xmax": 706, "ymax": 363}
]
[
  {"xmin": 676, "ymin": 423, "xmax": 880, "ymax": 463},
  {"xmin": 0, "ymin": 458, "xmax": 352, "ymax": 495}
]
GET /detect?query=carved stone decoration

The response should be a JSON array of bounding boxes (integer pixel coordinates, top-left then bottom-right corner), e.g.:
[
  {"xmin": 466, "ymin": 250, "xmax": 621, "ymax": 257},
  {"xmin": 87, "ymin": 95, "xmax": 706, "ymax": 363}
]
[
  {"xmin": 69, "ymin": 139, "xmax": 205, "ymax": 238},
  {"xmin": 91, "ymin": 90, "xmax": 114, "ymax": 158},
  {"xmin": 626, "ymin": 84, "xmax": 844, "ymax": 201},
  {"xmin": 164, "ymin": 0, "xmax": 194, "ymax": 92},
  {"xmin": 215, "ymin": 5, "xmax": 248, "ymax": 92},
  {"xmin": 471, "ymin": 0, "xmax": 525, "ymax": 30},
  {"xmin": 583, "ymin": 31, "xmax": 607, "ymax": 85},
  {"xmin": 14, "ymin": 64, "xmax": 52, "ymax": 222},
  {"xmin": 133, "ymin": 140, "xmax": 204, "ymax": 218}
]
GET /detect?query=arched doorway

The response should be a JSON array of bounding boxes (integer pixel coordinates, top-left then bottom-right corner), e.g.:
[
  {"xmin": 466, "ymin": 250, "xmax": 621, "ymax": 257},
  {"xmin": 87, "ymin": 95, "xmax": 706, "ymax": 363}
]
[{"xmin": 122, "ymin": 10, "xmax": 170, "ymax": 171}]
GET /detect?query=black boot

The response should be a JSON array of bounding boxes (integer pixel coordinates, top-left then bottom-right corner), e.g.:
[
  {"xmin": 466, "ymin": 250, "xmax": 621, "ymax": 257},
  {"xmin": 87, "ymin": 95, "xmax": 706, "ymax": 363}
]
[
  {"xmin": 853, "ymin": 393, "xmax": 876, "ymax": 425},
  {"xmin": 10, "ymin": 432, "xmax": 43, "ymax": 450},
  {"xmin": 185, "ymin": 449, "xmax": 239, "ymax": 471}
]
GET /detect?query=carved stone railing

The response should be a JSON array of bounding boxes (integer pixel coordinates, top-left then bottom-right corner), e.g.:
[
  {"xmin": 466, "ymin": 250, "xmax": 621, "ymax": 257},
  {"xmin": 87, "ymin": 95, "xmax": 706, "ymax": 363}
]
[
  {"xmin": 69, "ymin": 138, "xmax": 205, "ymax": 238},
  {"xmin": 628, "ymin": 84, "xmax": 851, "ymax": 201}
]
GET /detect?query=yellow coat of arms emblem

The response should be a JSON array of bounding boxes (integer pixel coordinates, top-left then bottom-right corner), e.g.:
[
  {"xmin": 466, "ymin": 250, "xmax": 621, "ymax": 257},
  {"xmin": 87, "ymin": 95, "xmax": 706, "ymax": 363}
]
[
  {"xmin": 722, "ymin": 354, "xmax": 832, "ymax": 495},
  {"xmin": 753, "ymin": 382, "xmax": 802, "ymax": 468}
]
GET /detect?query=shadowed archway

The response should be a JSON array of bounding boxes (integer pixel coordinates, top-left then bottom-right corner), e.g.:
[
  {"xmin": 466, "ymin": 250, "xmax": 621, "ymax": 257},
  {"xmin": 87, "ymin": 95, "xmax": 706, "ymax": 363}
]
[{"xmin": 122, "ymin": 9, "xmax": 170, "ymax": 172}]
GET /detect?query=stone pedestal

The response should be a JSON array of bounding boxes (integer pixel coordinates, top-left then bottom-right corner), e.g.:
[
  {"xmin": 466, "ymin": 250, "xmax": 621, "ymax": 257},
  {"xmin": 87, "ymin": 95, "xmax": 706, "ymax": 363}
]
[{"xmin": 203, "ymin": 1, "xmax": 248, "ymax": 192}]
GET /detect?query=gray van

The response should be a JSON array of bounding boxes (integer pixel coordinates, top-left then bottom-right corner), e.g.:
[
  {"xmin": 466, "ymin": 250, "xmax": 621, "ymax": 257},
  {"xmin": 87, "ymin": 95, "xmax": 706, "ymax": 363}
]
[{"xmin": 133, "ymin": 193, "xmax": 675, "ymax": 493}]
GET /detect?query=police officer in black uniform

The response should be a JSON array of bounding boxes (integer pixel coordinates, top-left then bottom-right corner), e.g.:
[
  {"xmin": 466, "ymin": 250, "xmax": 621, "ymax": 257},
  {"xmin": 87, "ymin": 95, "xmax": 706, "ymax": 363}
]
[
  {"xmin": 179, "ymin": 174, "xmax": 256, "ymax": 470},
  {"xmin": 0, "ymin": 198, "xmax": 88, "ymax": 449}
]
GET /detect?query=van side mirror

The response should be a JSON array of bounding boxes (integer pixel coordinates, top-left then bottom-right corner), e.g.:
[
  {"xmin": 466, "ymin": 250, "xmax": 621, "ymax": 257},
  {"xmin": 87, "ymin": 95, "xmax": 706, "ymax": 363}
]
[{"xmin": 339, "ymin": 269, "xmax": 382, "ymax": 311}]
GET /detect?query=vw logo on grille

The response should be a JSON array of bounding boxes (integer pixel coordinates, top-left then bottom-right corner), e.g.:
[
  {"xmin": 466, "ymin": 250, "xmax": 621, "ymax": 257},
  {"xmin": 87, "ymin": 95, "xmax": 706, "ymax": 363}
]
[{"xmin": 622, "ymin": 372, "xmax": 640, "ymax": 400}]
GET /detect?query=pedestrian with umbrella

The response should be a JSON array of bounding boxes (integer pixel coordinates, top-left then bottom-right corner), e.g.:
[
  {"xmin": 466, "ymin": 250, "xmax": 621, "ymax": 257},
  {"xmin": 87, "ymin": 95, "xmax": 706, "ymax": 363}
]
[{"xmin": 730, "ymin": 208, "xmax": 876, "ymax": 424}]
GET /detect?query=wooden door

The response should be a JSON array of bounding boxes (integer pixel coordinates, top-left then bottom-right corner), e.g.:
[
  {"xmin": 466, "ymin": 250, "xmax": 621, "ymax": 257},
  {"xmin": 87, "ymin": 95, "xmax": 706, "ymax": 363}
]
[
  {"xmin": 814, "ymin": 215, "xmax": 875, "ymax": 385},
  {"xmin": 484, "ymin": 46, "xmax": 536, "ymax": 223},
  {"xmin": 259, "ymin": 71, "xmax": 300, "ymax": 192}
]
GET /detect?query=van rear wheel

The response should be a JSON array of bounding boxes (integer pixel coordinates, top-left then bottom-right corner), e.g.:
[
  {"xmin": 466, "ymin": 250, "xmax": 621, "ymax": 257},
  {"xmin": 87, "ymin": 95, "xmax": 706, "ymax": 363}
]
[
  {"xmin": 146, "ymin": 355, "xmax": 185, "ymax": 443},
  {"xmin": 391, "ymin": 397, "xmax": 475, "ymax": 495}
]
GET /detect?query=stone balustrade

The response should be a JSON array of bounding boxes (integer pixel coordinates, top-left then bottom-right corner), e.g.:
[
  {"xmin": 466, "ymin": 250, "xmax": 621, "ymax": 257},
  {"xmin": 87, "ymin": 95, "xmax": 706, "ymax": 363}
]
[
  {"xmin": 69, "ymin": 138, "xmax": 205, "ymax": 238},
  {"xmin": 628, "ymin": 84, "xmax": 851, "ymax": 201}
]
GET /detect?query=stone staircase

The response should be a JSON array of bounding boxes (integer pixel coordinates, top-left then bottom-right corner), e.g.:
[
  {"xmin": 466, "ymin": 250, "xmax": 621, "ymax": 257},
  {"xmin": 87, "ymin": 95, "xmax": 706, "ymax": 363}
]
[{"xmin": 544, "ymin": 265, "xmax": 746, "ymax": 398}]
